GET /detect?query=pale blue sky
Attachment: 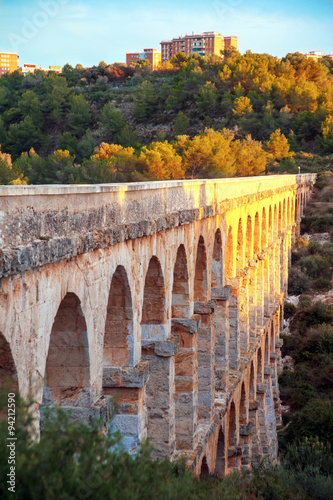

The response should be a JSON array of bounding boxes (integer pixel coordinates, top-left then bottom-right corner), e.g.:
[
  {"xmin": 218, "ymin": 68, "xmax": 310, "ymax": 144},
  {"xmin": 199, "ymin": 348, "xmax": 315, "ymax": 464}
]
[{"xmin": 0, "ymin": 0, "xmax": 332, "ymax": 68}]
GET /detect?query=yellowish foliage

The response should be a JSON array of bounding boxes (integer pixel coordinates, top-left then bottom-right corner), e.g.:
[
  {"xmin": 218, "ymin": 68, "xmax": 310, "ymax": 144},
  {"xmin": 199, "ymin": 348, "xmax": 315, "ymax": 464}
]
[
  {"xmin": 92, "ymin": 143, "xmax": 135, "ymax": 161},
  {"xmin": 233, "ymin": 135, "xmax": 267, "ymax": 176},
  {"xmin": 265, "ymin": 129, "xmax": 291, "ymax": 160},
  {"xmin": 321, "ymin": 115, "xmax": 333, "ymax": 137},
  {"xmin": 296, "ymin": 236, "xmax": 309, "ymax": 250},
  {"xmin": 9, "ymin": 174, "xmax": 29, "ymax": 185},
  {"xmin": 233, "ymin": 96, "xmax": 253, "ymax": 116},
  {"xmin": 176, "ymin": 128, "xmax": 237, "ymax": 178},
  {"xmin": 139, "ymin": 141, "xmax": 184, "ymax": 180}
]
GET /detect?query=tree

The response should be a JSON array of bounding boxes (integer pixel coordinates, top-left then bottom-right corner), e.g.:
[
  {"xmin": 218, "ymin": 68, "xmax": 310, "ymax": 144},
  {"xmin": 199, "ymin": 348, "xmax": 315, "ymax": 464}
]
[
  {"xmin": 78, "ymin": 129, "xmax": 97, "ymax": 160},
  {"xmin": 139, "ymin": 141, "xmax": 184, "ymax": 180},
  {"xmin": 233, "ymin": 135, "xmax": 267, "ymax": 176},
  {"xmin": 133, "ymin": 81, "xmax": 159, "ymax": 121},
  {"xmin": 176, "ymin": 128, "xmax": 237, "ymax": 178},
  {"xmin": 265, "ymin": 128, "xmax": 291, "ymax": 160},
  {"xmin": 83, "ymin": 143, "xmax": 137, "ymax": 183},
  {"xmin": 194, "ymin": 82, "xmax": 218, "ymax": 117},
  {"xmin": 19, "ymin": 90, "xmax": 43, "ymax": 126},
  {"xmin": 233, "ymin": 96, "xmax": 253, "ymax": 116},
  {"xmin": 69, "ymin": 94, "xmax": 92, "ymax": 136},
  {"xmin": 45, "ymin": 150, "xmax": 81, "ymax": 184},
  {"xmin": 173, "ymin": 111, "xmax": 189, "ymax": 135},
  {"xmin": 0, "ymin": 148, "xmax": 16, "ymax": 184},
  {"xmin": 5, "ymin": 116, "xmax": 42, "ymax": 159},
  {"xmin": 58, "ymin": 132, "xmax": 79, "ymax": 156},
  {"xmin": 14, "ymin": 148, "xmax": 48, "ymax": 184},
  {"xmin": 45, "ymin": 73, "xmax": 71, "ymax": 124},
  {"xmin": 170, "ymin": 52, "xmax": 188, "ymax": 69},
  {"xmin": 98, "ymin": 102, "xmax": 126, "ymax": 141}
]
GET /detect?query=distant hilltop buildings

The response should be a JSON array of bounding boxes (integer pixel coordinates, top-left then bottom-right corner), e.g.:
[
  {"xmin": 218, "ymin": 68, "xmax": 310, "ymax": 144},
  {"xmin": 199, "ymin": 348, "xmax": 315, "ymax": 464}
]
[
  {"xmin": 0, "ymin": 51, "xmax": 19, "ymax": 77},
  {"xmin": 22, "ymin": 63, "xmax": 62, "ymax": 75},
  {"xmin": 304, "ymin": 50, "xmax": 333, "ymax": 61},
  {"xmin": 126, "ymin": 31, "xmax": 238, "ymax": 69},
  {"xmin": 0, "ymin": 50, "xmax": 61, "ymax": 77}
]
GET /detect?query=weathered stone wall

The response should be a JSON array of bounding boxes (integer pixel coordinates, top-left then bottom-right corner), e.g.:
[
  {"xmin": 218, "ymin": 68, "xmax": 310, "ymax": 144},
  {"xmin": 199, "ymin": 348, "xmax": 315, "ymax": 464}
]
[{"xmin": 0, "ymin": 174, "xmax": 315, "ymax": 473}]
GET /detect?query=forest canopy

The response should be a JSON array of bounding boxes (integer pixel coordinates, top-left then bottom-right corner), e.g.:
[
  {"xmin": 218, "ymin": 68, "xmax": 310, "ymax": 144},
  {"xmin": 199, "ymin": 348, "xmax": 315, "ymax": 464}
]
[{"xmin": 0, "ymin": 51, "xmax": 332, "ymax": 184}]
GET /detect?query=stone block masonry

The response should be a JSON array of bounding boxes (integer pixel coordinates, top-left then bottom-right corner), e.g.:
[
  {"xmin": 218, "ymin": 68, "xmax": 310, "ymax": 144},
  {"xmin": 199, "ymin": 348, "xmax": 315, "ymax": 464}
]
[{"xmin": 0, "ymin": 174, "xmax": 315, "ymax": 474}]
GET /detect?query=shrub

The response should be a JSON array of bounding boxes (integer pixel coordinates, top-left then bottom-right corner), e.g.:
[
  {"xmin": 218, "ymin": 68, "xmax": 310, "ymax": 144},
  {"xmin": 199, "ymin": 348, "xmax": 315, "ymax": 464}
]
[
  {"xmin": 284, "ymin": 301, "xmax": 297, "ymax": 318},
  {"xmin": 282, "ymin": 399, "xmax": 333, "ymax": 446},
  {"xmin": 291, "ymin": 302, "xmax": 333, "ymax": 333},
  {"xmin": 288, "ymin": 267, "xmax": 310, "ymax": 295},
  {"xmin": 313, "ymin": 277, "xmax": 332, "ymax": 291},
  {"xmin": 297, "ymin": 254, "xmax": 331, "ymax": 279}
]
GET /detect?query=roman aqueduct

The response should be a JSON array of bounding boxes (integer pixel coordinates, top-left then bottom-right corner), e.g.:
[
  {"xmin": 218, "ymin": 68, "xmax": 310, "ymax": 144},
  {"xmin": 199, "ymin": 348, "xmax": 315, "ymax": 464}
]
[{"xmin": 0, "ymin": 174, "xmax": 315, "ymax": 475}]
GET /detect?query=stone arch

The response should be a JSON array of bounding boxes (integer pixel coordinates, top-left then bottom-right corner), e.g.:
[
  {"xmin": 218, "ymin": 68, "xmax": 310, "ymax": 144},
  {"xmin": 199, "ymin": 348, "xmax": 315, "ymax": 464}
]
[
  {"xmin": 194, "ymin": 236, "xmax": 207, "ymax": 301},
  {"xmin": 236, "ymin": 218, "xmax": 244, "ymax": 271},
  {"xmin": 245, "ymin": 215, "xmax": 252, "ymax": 262},
  {"xmin": 273, "ymin": 205, "xmax": 278, "ymax": 237},
  {"xmin": 249, "ymin": 362, "xmax": 255, "ymax": 402},
  {"xmin": 0, "ymin": 332, "xmax": 18, "ymax": 393},
  {"xmin": 225, "ymin": 226, "xmax": 234, "ymax": 279},
  {"xmin": 211, "ymin": 229, "xmax": 223, "ymax": 287},
  {"xmin": 265, "ymin": 333, "xmax": 270, "ymax": 365},
  {"xmin": 261, "ymin": 208, "xmax": 267, "ymax": 248},
  {"xmin": 172, "ymin": 245, "xmax": 190, "ymax": 318},
  {"xmin": 268, "ymin": 206, "xmax": 273, "ymax": 242},
  {"xmin": 141, "ymin": 256, "xmax": 166, "ymax": 339},
  {"xmin": 43, "ymin": 293, "xmax": 90, "ymax": 407},
  {"xmin": 103, "ymin": 265, "xmax": 133, "ymax": 368},
  {"xmin": 257, "ymin": 347, "xmax": 263, "ymax": 382},
  {"xmin": 282, "ymin": 199, "xmax": 286, "ymax": 229},
  {"xmin": 278, "ymin": 201, "xmax": 282, "ymax": 233},
  {"xmin": 214, "ymin": 426, "xmax": 226, "ymax": 476},
  {"xmin": 253, "ymin": 212, "xmax": 260, "ymax": 254},
  {"xmin": 200, "ymin": 456, "xmax": 210, "ymax": 478},
  {"xmin": 240, "ymin": 382, "xmax": 247, "ymax": 426},
  {"xmin": 228, "ymin": 401, "xmax": 238, "ymax": 468}
]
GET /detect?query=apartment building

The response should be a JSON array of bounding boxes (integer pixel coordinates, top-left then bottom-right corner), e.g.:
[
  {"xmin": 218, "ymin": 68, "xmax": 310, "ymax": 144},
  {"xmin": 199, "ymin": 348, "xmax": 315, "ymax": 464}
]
[
  {"xmin": 126, "ymin": 48, "xmax": 161, "ymax": 70},
  {"xmin": 0, "ymin": 51, "xmax": 19, "ymax": 77},
  {"xmin": 160, "ymin": 31, "xmax": 238, "ymax": 63}
]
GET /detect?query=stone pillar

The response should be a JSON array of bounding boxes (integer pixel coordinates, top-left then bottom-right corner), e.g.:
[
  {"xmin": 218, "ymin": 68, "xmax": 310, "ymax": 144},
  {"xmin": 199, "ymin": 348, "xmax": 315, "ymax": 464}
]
[
  {"xmin": 103, "ymin": 361, "xmax": 150, "ymax": 453},
  {"xmin": 239, "ymin": 276, "xmax": 250, "ymax": 353},
  {"xmin": 248, "ymin": 263, "xmax": 258, "ymax": 339},
  {"xmin": 226, "ymin": 279, "xmax": 241, "ymax": 370},
  {"xmin": 172, "ymin": 316, "xmax": 200, "ymax": 451},
  {"xmin": 211, "ymin": 287, "xmax": 232, "ymax": 392},
  {"xmin": 141, "ymin": 338, "xmax": 179, "ymax": 459},
  {"xmin": 264, "ymin": 361, "xmax": 278, "ymax": 462},
  {"xmin": 263, "ymin": 252, "xmax": 271, "ymax": 320},
  {"xmin": 256, "ymin": 259, "xmax": 265, "ymax": 332},
  {"xmin": 194, "ymin": 301, "xmax": 215, "ymax": 421}
]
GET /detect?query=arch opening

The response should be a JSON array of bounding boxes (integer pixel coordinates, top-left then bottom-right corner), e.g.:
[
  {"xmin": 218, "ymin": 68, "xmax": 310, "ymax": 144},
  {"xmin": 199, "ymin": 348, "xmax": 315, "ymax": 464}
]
[
  {"xmin": 254, "ymin": 212, "xmax": 260, "ymax": 254},
  {"xmin": 215, "ymin": 427, "xmax": 226, "ymax": 476},
  {"xmin": 104, "ymin": 265, "xmax": 133, "ymax": 368},
  {"xmin": 172, "ymin": 245, "xmax": 190, "ymax": 318},
  {"xmin": 194, "ymin": 236, "xmax": 208, "ymax": 301},
  {"xmin": 245, "ymin": 216, "xmax": 252, "ymax": 262},
  {"xmin": 0, "ymin": 333, "xmax": 18, "ymax": 393},
  {"xmin": 236, "ymin": 219, "xmax": 243, "ymax": 271},
  {"xmin": 141, "ymin": 256, "xmax": 166, "ymax": 339},
  {"xmin": 43, "ymin": 293, "xmax": 90, "ymax": 407},
  {"xmin": 225, "ymin": 226, "xmax": 234, "ymax": 279},
  {"xmin": 211, "ymin": 229, "xmax": 223, "ymax": 287}
]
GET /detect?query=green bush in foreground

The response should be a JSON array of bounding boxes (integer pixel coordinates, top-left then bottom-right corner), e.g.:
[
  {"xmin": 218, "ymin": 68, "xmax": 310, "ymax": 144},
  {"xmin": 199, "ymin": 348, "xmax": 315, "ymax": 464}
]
[{"xmin": 1, "ymin": 397, "xmax": 332, "ymax": 499}]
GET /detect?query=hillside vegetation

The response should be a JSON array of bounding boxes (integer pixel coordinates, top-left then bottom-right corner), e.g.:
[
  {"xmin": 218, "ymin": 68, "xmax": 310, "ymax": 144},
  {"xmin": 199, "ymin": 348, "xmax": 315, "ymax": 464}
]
[{"xmin": 0, "ymin": 51, "xmax": 332, "ymax": 184}]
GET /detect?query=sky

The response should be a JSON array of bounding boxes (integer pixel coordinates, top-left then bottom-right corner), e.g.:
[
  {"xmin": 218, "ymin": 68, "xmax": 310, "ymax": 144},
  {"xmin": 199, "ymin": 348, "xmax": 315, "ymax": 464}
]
[{"xmin": 0, "ymin": 0, "xmax": 332, "ymax": 68}]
